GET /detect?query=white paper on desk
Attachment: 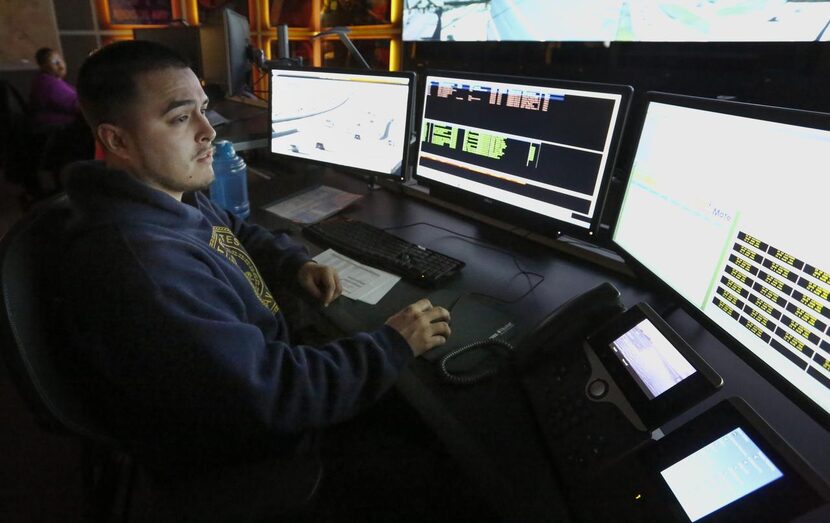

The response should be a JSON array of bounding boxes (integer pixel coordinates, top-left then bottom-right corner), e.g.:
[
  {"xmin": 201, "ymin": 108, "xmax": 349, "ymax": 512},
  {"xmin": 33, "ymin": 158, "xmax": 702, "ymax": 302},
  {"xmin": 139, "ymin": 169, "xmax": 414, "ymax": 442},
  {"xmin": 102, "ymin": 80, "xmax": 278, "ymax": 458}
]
[
  {"xmin": 263, "ymin": 185, "xmax": 362, "ymax": 224},
  {"xmin": 313, "ymin": 249, "xmax": 400, "ymax": 305}
]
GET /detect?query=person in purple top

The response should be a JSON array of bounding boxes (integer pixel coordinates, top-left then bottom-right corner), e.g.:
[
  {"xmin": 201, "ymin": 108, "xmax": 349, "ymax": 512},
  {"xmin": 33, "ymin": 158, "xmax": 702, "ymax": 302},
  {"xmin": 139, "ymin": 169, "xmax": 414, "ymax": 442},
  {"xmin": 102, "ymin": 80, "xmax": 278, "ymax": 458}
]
[
  {"xmin": 28, "ymin": 47, "xmax": 79, "ymax": 131},
  {"xmin": 22, "ymin": 47, "xmax": 92, "ymax": 198}
]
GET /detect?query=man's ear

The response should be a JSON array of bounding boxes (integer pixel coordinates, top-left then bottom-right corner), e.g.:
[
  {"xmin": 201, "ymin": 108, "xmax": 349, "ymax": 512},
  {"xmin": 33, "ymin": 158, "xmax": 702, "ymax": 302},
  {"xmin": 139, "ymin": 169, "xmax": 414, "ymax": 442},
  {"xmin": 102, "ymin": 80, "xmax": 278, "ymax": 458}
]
[{"xmin": 96, "ymin": 123, "xmax": 131, "ymax": 160}]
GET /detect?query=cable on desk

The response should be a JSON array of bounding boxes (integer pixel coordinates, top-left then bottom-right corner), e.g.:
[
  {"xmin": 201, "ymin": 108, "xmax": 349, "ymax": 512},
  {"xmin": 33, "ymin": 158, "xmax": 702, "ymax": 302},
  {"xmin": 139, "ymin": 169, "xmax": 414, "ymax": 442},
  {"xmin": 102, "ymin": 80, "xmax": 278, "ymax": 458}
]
[
  {"xmin": 438, "ymin": 339, "xmax": 515, "ymax": 385},
  {"xmin": 382, "ymin": 221, "xmax": 545, "ymax": 305},
  {"xmin": 251, "ymin": 70, "xmax": 269, "ymax": 93}
]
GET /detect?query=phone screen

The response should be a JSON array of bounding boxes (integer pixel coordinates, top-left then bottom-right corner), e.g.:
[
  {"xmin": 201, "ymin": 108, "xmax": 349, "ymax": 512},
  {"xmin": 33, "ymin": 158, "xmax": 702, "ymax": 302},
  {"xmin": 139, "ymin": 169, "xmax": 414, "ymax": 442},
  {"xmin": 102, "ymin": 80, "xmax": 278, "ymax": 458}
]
[
  {"xmin": 610, "ymin": 318, "xmax": 697, "ymax": 400},
  {"xmin": 660, "ymin": 427, "xmax": 783, "ymax": 522}
]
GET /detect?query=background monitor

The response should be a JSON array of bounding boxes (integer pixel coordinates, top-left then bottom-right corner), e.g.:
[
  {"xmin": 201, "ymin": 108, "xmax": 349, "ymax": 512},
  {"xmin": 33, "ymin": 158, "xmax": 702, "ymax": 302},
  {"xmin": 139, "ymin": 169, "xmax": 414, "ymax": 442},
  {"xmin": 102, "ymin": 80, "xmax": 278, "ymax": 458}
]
[
  {"xmin": 612, "ymin": 92, "xmax": 830, "ymax": 429},
  {"xmin": 201, "ymin": 8, "xmax": 252, "ymax": 98},
  {"xmin": 404, "ymin": 1, "xmax": 830, "ymax": 42},
  {"xmin": 133, "ymin": 26, "xmax": 203, "ymax": 79},
  {"xmin": 414, "ymin": 71, "xmax": 632, "ymax": 237},
  {"xmin": 268, "ymin": 66, "xmax": 415, "ymax": 181}
]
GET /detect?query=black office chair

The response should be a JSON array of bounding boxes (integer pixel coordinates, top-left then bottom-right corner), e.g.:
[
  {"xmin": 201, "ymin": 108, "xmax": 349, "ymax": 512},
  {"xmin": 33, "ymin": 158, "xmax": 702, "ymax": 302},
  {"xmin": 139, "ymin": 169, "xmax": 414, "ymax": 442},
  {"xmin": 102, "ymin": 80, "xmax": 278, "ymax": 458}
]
[
  {"xmin": 0, "ymin": 195, "xmax": 135, "ymax": 522},
  {"xmin": 1, "ymin": 79, "xmax": 94, "ymax": 200},
  {"xmin": 0, "ymin": 80, "xmax": 33, "ymax": 184},
  {"xmin": 0, "ymin": 196, "xmax": 322, "ymax": 522}
]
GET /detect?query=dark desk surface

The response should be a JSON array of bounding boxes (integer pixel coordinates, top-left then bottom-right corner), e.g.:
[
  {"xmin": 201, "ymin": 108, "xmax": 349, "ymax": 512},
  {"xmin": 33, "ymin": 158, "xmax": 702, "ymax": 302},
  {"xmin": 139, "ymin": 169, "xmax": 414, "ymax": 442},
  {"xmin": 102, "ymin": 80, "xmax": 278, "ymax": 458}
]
[{"xmin": 245, "ymin": 162, "xmax": 830, "ymax": 522}]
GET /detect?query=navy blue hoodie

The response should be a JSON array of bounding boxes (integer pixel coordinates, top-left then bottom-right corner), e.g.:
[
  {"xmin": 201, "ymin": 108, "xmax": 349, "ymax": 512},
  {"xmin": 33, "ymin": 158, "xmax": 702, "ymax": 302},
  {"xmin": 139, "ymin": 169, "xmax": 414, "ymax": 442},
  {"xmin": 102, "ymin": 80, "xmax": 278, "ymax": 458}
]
[{"xmin": 59, "ymin": 161, "xmax": 412, "ymax": 469}]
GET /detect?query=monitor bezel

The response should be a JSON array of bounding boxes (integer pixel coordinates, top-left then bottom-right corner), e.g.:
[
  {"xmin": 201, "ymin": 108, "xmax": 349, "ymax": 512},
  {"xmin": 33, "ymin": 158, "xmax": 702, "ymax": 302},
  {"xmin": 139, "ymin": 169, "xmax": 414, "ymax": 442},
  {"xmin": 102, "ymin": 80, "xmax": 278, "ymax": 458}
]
[
  {"xmin": 133, "ymin": 26, "xmax": 204, "ymax": 79},
  {"xmin": 610, "ymin": 91, "xmax": 830, "ymax": 432},
  {"xmin": 413, "ymin": 69, "xmax": 633, "ymax": 240},
  {"xmin": 223, "ymin": 8, "xmax": 252, "ymax": 98},
  {"xmin": 267, "ymin": 65, "xmax": 416, "ymax": 183}
]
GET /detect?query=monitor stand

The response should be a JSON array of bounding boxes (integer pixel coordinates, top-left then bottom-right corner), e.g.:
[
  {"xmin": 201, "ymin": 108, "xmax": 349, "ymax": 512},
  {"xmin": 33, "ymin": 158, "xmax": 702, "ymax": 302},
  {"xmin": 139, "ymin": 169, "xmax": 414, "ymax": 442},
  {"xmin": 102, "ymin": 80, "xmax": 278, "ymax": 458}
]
[
  {"xmin": 205, "ymin": 109, "xmax": 230, "ymax": 127},
  {"xmin": 226, "ymin": 95, "xmax": 267, "ymax": 108},
  {"xmin": 365, "ymin": 175, "xmax": 383, "ymax": 192},
  {"xmin": 401, "ymin": 183, "xmax": 633, "ymax": 277}
]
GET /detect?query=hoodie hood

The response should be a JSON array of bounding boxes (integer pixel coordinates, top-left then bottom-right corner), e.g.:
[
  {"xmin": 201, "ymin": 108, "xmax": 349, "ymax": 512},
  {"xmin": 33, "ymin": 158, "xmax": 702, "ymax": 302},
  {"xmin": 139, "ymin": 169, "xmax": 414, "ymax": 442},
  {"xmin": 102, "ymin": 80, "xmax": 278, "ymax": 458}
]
[{"xmin": 64, "ymin": 160, "xmax": 207, "ymax": 230}]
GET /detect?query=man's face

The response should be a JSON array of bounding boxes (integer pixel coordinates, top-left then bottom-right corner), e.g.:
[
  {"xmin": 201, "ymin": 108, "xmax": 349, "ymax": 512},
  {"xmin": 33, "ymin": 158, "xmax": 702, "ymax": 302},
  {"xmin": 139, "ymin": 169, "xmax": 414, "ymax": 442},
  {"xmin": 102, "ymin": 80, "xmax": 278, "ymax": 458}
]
[
  {"xmin": 119, "ymin": 67, "xmax": 216, "ymax": 200},
  {"xmin": 42, "ymin": 52, "xmax": 66, "ymax": 78}
]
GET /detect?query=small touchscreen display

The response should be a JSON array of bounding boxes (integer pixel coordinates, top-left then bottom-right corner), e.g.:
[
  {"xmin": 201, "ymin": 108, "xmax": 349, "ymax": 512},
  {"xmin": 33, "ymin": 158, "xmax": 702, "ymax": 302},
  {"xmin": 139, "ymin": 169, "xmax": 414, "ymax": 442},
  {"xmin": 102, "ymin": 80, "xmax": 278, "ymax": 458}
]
[
  {"xmin": 610, "ymin": 318, "xmax": 697, "ymax": 400},
  {"xmin": 660, "ymin": 427, "xmax": 784, "ymax": 522}
]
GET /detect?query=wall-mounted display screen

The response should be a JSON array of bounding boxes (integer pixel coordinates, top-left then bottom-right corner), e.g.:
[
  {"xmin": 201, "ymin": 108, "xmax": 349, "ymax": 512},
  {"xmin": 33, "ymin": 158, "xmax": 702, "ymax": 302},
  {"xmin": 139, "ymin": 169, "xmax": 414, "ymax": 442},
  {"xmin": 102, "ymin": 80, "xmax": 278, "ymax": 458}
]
[{"xmin": 404, "ymin": 1, "xmax": 830, "ymax": 42}]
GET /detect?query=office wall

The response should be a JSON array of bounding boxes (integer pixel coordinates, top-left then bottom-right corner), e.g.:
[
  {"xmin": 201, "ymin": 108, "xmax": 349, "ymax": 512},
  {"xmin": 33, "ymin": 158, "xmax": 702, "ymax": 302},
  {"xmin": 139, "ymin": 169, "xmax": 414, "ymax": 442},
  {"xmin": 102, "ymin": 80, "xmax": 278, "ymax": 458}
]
[
  {"xmin": 1, "ymin": 0, "xmax": 97, "ymax": 98},
  {"xmin": 5, "ymin": 2, "xmax": 828, "ymax": 112},
  {"xmin": 0, "ymin": 0, "xmax": 255, "ymax": 98}
]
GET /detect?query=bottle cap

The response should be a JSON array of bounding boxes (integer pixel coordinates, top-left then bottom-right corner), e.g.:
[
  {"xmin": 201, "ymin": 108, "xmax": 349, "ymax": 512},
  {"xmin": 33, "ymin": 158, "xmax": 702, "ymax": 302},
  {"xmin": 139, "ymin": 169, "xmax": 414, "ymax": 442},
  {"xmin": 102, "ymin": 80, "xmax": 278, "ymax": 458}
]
[{"xmin": 213, "ymin": 140, "xmax": 236, "ymax": 159}]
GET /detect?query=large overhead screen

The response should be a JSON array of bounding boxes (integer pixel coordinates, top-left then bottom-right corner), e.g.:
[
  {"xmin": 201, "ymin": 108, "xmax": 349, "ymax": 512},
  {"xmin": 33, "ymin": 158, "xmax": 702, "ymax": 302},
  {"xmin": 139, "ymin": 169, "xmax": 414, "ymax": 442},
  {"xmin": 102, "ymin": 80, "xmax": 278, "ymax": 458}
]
[
  {"xmin": 613, "ymin": 92, "xmax": 830, "ymax": 428},
  {"xmin": 404, "ymin": 1, "xmax": 830, "ymax": 42}
]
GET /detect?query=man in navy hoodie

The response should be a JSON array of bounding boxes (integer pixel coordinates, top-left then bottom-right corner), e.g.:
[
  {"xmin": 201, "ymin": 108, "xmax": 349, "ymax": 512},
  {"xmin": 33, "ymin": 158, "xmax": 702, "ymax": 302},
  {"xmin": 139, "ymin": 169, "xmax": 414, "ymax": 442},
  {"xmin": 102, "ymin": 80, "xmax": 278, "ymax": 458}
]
[{"xmin": 59, "ymin": 39, "xmax": 452, "ymax": 510}]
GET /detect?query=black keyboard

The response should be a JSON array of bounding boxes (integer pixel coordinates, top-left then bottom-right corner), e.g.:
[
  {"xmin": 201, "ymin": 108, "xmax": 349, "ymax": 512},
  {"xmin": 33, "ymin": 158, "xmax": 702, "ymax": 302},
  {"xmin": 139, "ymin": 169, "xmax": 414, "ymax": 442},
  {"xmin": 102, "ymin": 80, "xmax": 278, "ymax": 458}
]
[{"xmin": 303, "ymin": 218, "xmax": 465, "ymax": 286}]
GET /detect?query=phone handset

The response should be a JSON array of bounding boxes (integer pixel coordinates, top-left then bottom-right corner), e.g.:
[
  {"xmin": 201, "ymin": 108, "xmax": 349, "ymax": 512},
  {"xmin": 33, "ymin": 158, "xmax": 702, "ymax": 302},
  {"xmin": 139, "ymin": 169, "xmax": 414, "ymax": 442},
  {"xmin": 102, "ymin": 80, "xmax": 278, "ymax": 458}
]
[{"xmin": 514, "ymin": 282, "xmax": 625, "ymax": 371}]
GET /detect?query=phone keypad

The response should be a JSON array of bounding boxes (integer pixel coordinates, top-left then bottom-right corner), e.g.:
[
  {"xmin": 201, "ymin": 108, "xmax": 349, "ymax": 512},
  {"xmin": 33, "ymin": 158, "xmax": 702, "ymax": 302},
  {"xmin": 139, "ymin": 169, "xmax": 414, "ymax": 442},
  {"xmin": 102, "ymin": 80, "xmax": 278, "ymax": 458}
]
[{"xmin": 522, "ymin": 344, "xmax": 648, "ymax": 480}]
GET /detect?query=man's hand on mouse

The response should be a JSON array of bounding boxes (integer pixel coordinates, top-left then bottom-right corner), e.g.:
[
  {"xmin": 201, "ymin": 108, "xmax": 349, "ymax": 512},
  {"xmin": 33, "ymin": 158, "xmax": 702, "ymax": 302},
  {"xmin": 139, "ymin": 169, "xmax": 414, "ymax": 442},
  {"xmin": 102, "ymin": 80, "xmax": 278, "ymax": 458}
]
[{"xmin": 385, "ymin": 298, "xmax": 451, "ymax": 357}]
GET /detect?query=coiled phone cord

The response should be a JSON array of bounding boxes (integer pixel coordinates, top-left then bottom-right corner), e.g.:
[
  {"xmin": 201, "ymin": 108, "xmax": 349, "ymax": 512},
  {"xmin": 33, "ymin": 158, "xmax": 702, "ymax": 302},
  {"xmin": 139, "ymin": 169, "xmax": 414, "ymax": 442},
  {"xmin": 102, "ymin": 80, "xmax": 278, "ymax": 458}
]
[{"xmin": 438, "ymin": 339, "xmax": 515, "ymax": 385}]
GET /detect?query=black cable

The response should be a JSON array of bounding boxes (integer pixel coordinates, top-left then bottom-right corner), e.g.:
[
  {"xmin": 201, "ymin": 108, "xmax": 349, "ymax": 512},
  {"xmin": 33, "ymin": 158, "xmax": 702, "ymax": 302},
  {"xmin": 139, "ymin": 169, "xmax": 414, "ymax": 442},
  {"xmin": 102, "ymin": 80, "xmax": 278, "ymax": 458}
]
[
  {"xmin": 251, "ymin": 70, "xmax": 269, "ymax": 93},
  {"xmin": 313, "ymin": 217, "xmax": 533, "ymax": 385},
  {"xmin": 381, "ymin": 221, "xmax": 545, "ymax": 305},
  {"xmin": 438, "ymin": 339, "xmax": 514, "ymax": 385}
]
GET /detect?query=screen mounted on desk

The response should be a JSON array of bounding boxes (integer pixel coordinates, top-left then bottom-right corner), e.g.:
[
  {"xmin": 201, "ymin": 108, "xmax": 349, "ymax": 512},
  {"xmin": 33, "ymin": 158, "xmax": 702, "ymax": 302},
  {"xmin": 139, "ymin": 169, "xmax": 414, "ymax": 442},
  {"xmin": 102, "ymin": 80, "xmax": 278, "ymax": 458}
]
[
  {"xmin": 268, "ymin": 66, "xmax": 415, "ymax": 181},
  {"xmin": 661, "ymin": 427, "xmax": 783, "ymax": 522},
  {"xmin": 610, "ymin": 318, "xmax": 697, "ymax": 400},
  {"xmin": 620, "ymin": 398, "xmax": 830, "ymax": 523},
  {"xmin": 612, "ymin": 92, "xmax": 830, "ymax": 429},
  {"xmin": 588, "ymin": 303, "xmax": 721, "ymax": 429},
  {"xmin": 414, "ymin": 71, "xmax": 631, "ymax": 237}
]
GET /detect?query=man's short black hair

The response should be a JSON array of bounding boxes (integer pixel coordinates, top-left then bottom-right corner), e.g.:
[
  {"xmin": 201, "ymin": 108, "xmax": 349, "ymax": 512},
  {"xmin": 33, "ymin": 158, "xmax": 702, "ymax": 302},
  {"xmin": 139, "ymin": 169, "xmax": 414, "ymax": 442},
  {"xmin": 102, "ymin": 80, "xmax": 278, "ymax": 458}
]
[
  {"xmin": 77, "ymin": 40, "xmax": 191, "ymax": 129},
  {"xmin": 35, "ymin": 47, "xmax": 55, "ymax": 67}
]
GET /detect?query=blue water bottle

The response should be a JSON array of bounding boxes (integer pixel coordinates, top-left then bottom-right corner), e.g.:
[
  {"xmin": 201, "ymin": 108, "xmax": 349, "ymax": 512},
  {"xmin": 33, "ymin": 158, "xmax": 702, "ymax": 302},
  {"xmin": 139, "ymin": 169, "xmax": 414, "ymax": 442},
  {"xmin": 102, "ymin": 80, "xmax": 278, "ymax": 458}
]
[{"xmin": 210, "ymin": 140, "xmax": 250, "ymax": 219}]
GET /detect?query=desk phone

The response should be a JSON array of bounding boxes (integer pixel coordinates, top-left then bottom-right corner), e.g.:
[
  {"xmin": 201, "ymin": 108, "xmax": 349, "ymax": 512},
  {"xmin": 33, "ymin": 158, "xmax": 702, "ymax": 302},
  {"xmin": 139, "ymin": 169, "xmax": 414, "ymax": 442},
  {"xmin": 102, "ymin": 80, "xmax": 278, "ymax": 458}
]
[{"xmin": 518, "ymin": 284, "xmax": 723, "ymax": 488}]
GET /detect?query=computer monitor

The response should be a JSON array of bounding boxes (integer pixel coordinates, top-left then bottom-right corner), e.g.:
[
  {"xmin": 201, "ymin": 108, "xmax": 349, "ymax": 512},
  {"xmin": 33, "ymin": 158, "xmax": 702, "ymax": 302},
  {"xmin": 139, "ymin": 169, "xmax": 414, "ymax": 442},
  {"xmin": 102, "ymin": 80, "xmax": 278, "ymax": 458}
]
[
  {"xmin": 612, "ymin": 92, "xmax": 830, "ymax": 429},
  {"xmin": 201, "ymin": 8, "xmax": 252, "ymax": 98},
  {"xmin": 414, "ymin": 71, "xmax": 632, "ymax": 237},
  {"xmin": 133, "ymin": 26, "xmax": 204, "ymax": 79},
  {"xmin": 268, "ymin": 66, "xmax": 416, "ymax": 181}
]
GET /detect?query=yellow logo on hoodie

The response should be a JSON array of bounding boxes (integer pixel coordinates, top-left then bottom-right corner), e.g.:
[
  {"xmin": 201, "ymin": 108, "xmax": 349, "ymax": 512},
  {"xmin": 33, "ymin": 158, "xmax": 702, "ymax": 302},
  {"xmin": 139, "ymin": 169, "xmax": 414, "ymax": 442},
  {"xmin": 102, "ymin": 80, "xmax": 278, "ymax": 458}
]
[{"xmin": 209, "ymin": 226, "xmax": 280, "ymax": 314}]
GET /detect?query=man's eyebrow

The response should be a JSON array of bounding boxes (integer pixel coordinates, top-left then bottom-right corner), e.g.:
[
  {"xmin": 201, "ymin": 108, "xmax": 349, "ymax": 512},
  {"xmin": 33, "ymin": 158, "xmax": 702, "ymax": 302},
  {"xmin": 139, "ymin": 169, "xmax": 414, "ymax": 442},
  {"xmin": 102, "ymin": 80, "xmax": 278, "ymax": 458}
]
[
  {"xmin": 162, "ymin": 97, "xmax": 210, "ymax": 114},
  {"xmin": 162, "ymin": 99, "xmax": 197, "ymax": 115}
]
